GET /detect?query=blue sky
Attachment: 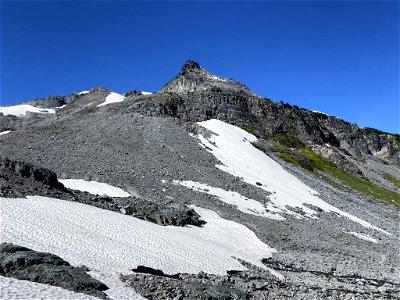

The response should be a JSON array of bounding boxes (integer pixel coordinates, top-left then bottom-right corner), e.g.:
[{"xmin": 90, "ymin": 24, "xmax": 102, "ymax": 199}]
[{"xmin": 1, "ymin": 1, "xmax": 399, "ymax": 133}]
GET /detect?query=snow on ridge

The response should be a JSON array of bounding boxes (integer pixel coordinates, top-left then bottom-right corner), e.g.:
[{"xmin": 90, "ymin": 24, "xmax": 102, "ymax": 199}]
[
  {"xmin": 0, "ymin": 276, "xmax": 99, "ymax": 300},
  {"xmin": 173, "ymin": 180, "xmax": 284, "ymax": 220},
  {"xmin": 97, "ymin": 92, "xmax": 125, "ymax": 107},
  {"xmin": 1, "ymin": 195, "xmax": 278, "ymax": 298},
  {"xmin": 348, "ymin": 232, "xmax": 378, "ymax": 243},
  {"xmin": 195, "ymin": 119, "xmax": 390, "ymax": 235},
  {"xmin": 0, "ymin": 130, "xmax": 11, "ymax": 136},
  {"xmin": 59, "ymin": 179, "xmax": 131, "ymax": 197},
  {"xmin": 0, "ymin": 104, "xmax": 55, "ymax": 117},
  {"xmin": 141, "ymin": 91, "xmax": 153, "ymax": 95},
  {"xmin": 78, "ymin": 90, "xmax": 90, "ymax": 95},
  {"xmin": 312, "ymin": 110, "xmax": 329, "ymax": 116},
  {"xmin": 209, "ymin": 74, "xmax": 228, "ymax": 82}
]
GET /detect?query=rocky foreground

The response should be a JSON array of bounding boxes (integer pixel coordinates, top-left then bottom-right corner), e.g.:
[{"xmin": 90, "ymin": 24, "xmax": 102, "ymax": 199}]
[{"xmin": 122, "ymin": 259, "xmax": 400, "ymax": 300}]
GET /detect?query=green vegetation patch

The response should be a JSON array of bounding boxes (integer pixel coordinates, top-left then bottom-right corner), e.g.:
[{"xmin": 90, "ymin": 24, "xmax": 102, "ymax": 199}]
[
  {"xmin": 392, "ymin": 135, "xmax": 400, "ymax": 143},
  {"xmin": 362, "ymin": 127, "xmax": 385, "ymax": 135},
  {"xmin": 271, "ymin": 142, "xmax": 400, "ymax": 206},
  {"xmin": 271, "ymin": 133, "xmax": 304, "ymax": 149},
  {"xmin": 75, "ymin": 107, "xmax": 97, "ymax": 117},
  {"xmin": 271, "ymin": 145, "xmax": 314, "ymax": 172},
  {"xmin": 278, "ymin": 101, "xmax": 292, "ymax": 109},
  {"xmin": 210, "ymin": 86, "xmax": 223, "ymax": 93},
  {"xmin": 311, "ymin": 111, "xmax": 329, "ymax": 120},
  {"xmin": 383, "ymin": 173, "xmax": 400, "ymax": 189}
]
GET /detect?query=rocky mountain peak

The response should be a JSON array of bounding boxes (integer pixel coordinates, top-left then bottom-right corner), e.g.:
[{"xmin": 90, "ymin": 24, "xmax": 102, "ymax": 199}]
[
  {"xmin": 157, "ymin": 60, "xmax": 256, "ymax": 96},
  {"xmin": 179, "ymin": 60, "xmax": 202, "ymax": 74}
]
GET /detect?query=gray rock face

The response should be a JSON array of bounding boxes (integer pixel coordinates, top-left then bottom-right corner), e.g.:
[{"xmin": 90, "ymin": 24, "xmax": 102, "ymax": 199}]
[
  {"xmin": 0, "ymin": 242, "xmax": 108, "ymax": 299},
  {"xmin": 90, "ymin": 86, "xmax": 112, "ymax": 93},
  {"xmin": 23, "ymin": 94, "xmax": 76, "ymax": 108},
  {"xmin": 364, "ymin": 132, "xmax": 400, "ymax": 164},
  {"xmin": 157, "ymin": 60, "xmax": 256, "ymax": 96},
  {"xmin": 126, "ymin": 90, "xmax": 399, "ymax": 165},
  {"xmin": 310, "ymin": 145, "xmax": 363, "ymax": 175}
]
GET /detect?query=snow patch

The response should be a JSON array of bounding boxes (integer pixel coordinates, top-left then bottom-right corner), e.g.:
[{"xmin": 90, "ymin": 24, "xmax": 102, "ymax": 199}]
[
  {"xmin": 209, "ymin": 74, "xmax": 228, "ymax": 82},
  {"xmin": 141, "ymin": 91, "xmax": 153, "ymax": 95},
  {"xmin": 312, "ymin": 110, "xmax": 329, "ymax": 116},
  {"xmin": 97, "ymin": 92, "xmax": 125, "ymax": 107},
  {"xmin": 56, "ymin": 104, "xmax": 67, "ymax": 109},
  {"xmin": 173, "ymin": 180, "xmax": 284, "ymax": 220},
  {"xmin": 0, "ymin": 196, "xmax": 277, "ymax": 298},
  {"xmin": 59, "ymin": 179, "xmax": 131, "ymax": 197},
  {"xmin": 0, "ymin": 130, "xmax": 11, "ymax": 136},
  {"xmin": 78, "ymin": 90, "xmax": 89, "ymax": 95},
  {"xmin": 195, "ymin": 119, "xmax": 390, "ymax": 235},
  {"xmin": 0, "ymin": 276, "xmax": 99, "ymax": 300},
  {"xmin": 0, "ymin": 105, "xmax": 55, "ymax": 117},
  {"xmin": 348, "ymin": 232, "xmax": 378, "ymax": 243}
]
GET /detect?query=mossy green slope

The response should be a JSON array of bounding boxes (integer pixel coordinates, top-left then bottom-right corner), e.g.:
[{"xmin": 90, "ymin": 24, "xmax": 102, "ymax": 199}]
[{"xmin": 270, "ymin": 134, "xmax": 400, "ymax": 206}]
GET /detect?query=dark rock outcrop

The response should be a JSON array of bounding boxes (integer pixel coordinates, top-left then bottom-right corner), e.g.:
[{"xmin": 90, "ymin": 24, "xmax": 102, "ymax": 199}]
[
  {"xmin": 124, "ymin": 90, "xmax": 143, "ymax": 97},
  {"xmin": 89, "ymin": 86, "xmax": 112, "ymax": 93},
  {"xmin": 23, "ymin": 95, "xmax": 72, "ymax": 108},
  {"xmin": 123, "ymin": 265, "xmax": 249, "ymax": 300},
  {"xmin": 76, "ymin": 193, "xmax": 206, "ymax": 227},
  {"xmin": 0, "ymin": 157, "xmax": 69, "ymax": 198},
  {"xmin": 0, "ymin": 242, "xmax": 108, "ymax": 299}
]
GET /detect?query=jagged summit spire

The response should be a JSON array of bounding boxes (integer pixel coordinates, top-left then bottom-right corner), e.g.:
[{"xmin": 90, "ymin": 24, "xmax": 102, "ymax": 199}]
[
  {"xmin": 157, "ymin": 60, "xmax": 256, "ymax": 96},
  {"xmin": 178, "ymin": 60, "xmax": 203, "ymax": 76},
  {"xmin": 181, "ymin": 60, "xmax": 201, "ymax": 71}
]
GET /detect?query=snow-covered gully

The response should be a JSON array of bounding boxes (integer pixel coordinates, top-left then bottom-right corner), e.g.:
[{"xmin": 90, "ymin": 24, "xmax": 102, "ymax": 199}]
[{"xmin": 188, "ymin": 119, "xmax": 391, "ymax": 235}]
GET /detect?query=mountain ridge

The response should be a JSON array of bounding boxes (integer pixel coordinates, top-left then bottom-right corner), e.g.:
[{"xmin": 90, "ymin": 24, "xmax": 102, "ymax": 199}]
[{"xmin": 1, "ymin": 60, "xmax": 399, "ymax": 168}]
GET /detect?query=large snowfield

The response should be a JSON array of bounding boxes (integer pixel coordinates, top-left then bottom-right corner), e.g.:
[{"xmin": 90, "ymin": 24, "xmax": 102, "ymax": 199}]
[
  {"xmin": 0, "ymin": 195, "xmax": 276, "ymax": 299},
  {"xmin": 0, "ymin": 104, "xmax": 55, "ymax": 117}
]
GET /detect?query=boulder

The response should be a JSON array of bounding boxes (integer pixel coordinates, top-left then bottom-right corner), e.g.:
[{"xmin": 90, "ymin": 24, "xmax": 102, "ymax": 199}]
[{"xmin": 0, "ymin": 242, "xmax": 108, "ymax": 299}]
